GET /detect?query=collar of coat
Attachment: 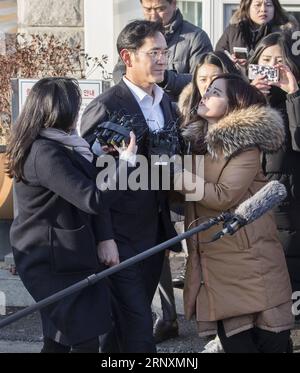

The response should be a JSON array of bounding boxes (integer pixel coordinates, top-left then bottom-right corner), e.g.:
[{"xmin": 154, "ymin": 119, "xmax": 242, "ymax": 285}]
[
  {"xmin": 182, "ymin": 105, "xmax": 285, "ymax": 159},
  {"xmin": 164, "ymin": 9, "xmax": 183, "ymax": 38}
]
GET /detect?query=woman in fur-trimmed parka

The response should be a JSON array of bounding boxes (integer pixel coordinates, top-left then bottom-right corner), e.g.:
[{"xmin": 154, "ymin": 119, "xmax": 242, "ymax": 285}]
[{"xmin": 178, "ymin": 73, "xmax": 294, "ymax": 353}]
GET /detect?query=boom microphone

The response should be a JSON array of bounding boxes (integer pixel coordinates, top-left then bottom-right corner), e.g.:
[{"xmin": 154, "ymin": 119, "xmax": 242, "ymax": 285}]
[
  {"xmin": 0, "ymin": 181, "xmax": 286, "ymax": 330},
  {"xmin": 212, "ymin": 181, "xmax": 287, "ymax": 241}
]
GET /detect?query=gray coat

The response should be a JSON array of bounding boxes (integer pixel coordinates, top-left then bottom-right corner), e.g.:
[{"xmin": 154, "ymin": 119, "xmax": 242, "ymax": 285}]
[{"xmin": 113, "ymin": 9, "xmax": 212, "ymax": 101}]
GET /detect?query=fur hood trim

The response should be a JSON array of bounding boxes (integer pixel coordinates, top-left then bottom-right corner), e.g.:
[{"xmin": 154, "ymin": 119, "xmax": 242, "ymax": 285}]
[
  {"xmin": 182, "ymin": 105, "xmax": 285, "ymax": 159},
  {"xmin": 178, "ymin": 82, "xmax": 193, "ymax": 116},
  {"xmin": 206, "ymin": 105, "xmax": 285, "ymax": 159}
]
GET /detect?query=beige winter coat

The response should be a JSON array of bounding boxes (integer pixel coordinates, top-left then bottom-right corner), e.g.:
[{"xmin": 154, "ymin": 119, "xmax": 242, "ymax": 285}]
[{"xmin": 180, "ymin": 105, "xmax": 294, "ymax": 335}]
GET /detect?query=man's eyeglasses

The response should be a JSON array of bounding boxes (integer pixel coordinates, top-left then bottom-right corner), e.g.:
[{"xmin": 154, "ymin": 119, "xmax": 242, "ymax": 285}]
[{"xmin": 134, "ymin": 49, "xmax": 170, "ymax": 62}]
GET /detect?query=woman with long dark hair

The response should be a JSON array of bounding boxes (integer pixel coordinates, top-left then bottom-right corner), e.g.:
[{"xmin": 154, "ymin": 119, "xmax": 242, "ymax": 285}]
[
  {"xmin": 248, "ymin": 32, "xmax": 300, "ymax": 300},
  {"xmin": 178, "ymin": 73, "xmax": 294, "ymax": 352},
  {"xmin": 6, "ymin": 77, "xmax": 136, "ymax": 353},
  {"xmin": 178, "ymin": 51, "xmax": 243, "ymax": 126},
  {"xmin": 170, "ymin": 51, "xmax": 243, "ymax": 295},
  {"xmin": 216, "ymin": 0, "xmax": 298, "ymax": 65}
]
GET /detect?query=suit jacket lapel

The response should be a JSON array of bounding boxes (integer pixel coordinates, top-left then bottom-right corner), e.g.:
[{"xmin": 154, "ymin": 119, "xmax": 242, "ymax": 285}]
[
  {"xmin": 115, "ymin": 80, "xmax": 145, "ymax": 119},
  {"xmin": 160, "ymin": 94, "xmax": 174, "ymax": 129}
]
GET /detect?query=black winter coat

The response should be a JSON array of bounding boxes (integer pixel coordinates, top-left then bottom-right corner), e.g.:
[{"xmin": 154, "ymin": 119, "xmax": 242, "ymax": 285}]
[
  {"xmin": 80, "ymin": 80, "xmax": 181, "ymax": 254},
  {"xmin": 10, "ymin": 139, "xmax": 123, "ymax": 345},
  {"xmin": 263, "ymin": 87, "xmax": 300, "ymax": 293},
  {"xmin": 216, "ymin": 16, "xmax": 298, "ymax": 56}
]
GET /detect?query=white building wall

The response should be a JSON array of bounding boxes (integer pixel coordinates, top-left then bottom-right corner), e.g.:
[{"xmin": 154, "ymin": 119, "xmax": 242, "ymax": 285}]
[
  {"xmin": 84, "ymin": 0, "xmax": 115, "ymax": 78},
  {"xmin": 113, "ymin": 0, "xmax": 142, "ymax": 63},
  {"xmin": 84, "ymin": 0, "xmax": 142, "ymax": 77}
]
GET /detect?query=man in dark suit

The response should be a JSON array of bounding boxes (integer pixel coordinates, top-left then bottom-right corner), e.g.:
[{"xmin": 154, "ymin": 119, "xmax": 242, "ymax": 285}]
[
  {"xmin": 80, "ymin": 20, "xmax": 180, "ymax": 353},
  {"xmin": 112, "ymin": 1, "xmax": 211, "ymax": 342}
]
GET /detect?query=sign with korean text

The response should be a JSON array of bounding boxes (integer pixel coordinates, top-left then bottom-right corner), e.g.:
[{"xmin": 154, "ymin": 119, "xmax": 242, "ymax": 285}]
[{"xmin": 17, "ymin": 79, "xmax": 104, "ymax": 133}]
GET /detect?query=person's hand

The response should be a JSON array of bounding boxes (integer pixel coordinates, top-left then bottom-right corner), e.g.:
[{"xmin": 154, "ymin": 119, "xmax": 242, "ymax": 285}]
[
  {"xmin": 100, "ymin": 132, "xmax": 137, "ymax": 156},
  {"xmin": 113, "ymin": 131, "xmax": 137, "ymax": 165},
  {"xmin": 231, "ymin": 54, "xmax": 247, "ymax": 66},
  {"xmin": 101, "ymin": 144, "xmax": 117, "ymax": 154},
  {"xmin": 251, "ymin": 75, "xmax": 271, "ymax": 95},
  {"xmin": 113, "ymin": 131, "xmax": 137, "ymax": 154},
  {"xmin": 270, "ymin": 63, "xmax": 299, "ymax": 95},
  {"xmin": 97, "ymin": 239, "xmax": 120, "ymax": 267}
]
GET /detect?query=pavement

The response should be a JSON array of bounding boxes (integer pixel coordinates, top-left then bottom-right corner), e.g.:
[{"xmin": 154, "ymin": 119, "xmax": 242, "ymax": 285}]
[
  {"xmin": 0, "ymin": 251, "xmax": 210, "ymax": 353},
  {"xmin": 1, "ymin": 251, "xmax": 300, "ymax": 353}
]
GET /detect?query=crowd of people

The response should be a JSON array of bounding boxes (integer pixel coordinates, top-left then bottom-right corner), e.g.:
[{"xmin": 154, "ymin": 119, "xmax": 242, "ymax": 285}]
[{"xmin": 6, "ymin": 0, "xmax": 300, "ymax": 353}]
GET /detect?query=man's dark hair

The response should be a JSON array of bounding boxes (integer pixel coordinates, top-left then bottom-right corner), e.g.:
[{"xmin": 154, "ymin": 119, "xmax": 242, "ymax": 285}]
[{"xmin": 117, "ymin": 20, "xmax": 164, "ymax": 55}]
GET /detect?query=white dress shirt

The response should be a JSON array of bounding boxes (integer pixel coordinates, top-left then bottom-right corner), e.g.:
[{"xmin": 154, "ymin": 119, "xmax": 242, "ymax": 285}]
[{"xmin": 123, "ymin": 76, "xmax": 165, "ymax": 132}]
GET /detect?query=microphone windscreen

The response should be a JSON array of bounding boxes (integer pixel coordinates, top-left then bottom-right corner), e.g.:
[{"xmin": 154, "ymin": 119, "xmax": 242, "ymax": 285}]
[{"xmin": 234, "ymin": 181, "xmax": 287, "ymax": 224}]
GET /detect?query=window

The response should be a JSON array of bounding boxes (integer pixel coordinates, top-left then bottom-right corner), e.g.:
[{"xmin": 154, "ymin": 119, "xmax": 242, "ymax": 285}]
[
  {"xmin": 223, "ymin": 4, "xmax": 238, "ymax": 28},
  {"xmin": 284, "ymin": 7, "xmax": 300, "ymax": 27},
  {"xmin": 177, "ymin": 0, "xmax": 202, "ymax": 28},
  {"xmin": 0, "ymin": 0, "xmax": 17, "ymax": 33}
]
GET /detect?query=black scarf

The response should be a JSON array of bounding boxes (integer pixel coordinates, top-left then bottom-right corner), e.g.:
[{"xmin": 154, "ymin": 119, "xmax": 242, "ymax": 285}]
[{"xmin": 240, "ymin": 19, "xmax": 274, "ymax": 54}]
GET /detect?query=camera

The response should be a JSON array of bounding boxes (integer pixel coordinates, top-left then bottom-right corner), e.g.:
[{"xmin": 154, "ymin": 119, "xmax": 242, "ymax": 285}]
[
  {"xmin": 93, "ymin": 111, "xmax": 148, "ymax": 149},
  {"xmin": 248, "ymin": 64, "xmax": 279, "ymax": 82}
]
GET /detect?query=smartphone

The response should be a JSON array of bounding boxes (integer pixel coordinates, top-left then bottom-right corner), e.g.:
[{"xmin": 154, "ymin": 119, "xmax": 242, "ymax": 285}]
[
  {"xmin": 233, "ymin": 47, "xmax": 248, "ymax": 60},
  {"xmin": 248, "ymin": 64, "xmax": 279, "ymax": 82}
]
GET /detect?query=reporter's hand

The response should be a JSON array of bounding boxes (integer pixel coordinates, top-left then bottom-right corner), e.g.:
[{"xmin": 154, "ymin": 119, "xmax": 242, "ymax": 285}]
[
  {"xmin": 113, "ymin": 131, "xmax": 137, "ymax": 165},
  {"xmin": 231, "ymin": 54, "xmax": 247, "ymax": 66},
  {"xmin": 101, "ymin": 145, "xmax": 117, "ymax": 154},
  {"xmin": 97, "ymin": 239, "xmax": 120, "ymax": 267}
]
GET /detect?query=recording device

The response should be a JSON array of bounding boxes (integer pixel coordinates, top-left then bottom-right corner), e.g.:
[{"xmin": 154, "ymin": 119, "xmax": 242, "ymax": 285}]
[
  {"xmin": 93, "ymin": 111, "xmax": 188, "ymax": 160},
  {"xmin": 248, "ymin": 64, "xmax": 279, "ymax": 82},
  {"xmin": 211, "ymin": 181, "xmax": 287, "ymax": 241},
  {"xmin": 94, "ymin": 111, "xmax": 148, "ymax": 149},
  {"xmin": 147, "ymin": 121, "xmax": 188, "ymax": 163},
  {"xmin": 233, "ymin": 47, "xmax": 248, "ymax": 59}
]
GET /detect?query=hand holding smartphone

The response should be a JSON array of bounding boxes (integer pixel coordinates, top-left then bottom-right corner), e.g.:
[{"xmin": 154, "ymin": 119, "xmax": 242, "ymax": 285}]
[{"xmin": 233, "ymin": 47, "xmax": 248, "ymax": 60}]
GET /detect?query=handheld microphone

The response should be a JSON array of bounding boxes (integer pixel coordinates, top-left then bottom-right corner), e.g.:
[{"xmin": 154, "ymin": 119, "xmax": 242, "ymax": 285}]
[{"xmin": 212, "ymin": 181, "xmax": 287, "ymax": 241}]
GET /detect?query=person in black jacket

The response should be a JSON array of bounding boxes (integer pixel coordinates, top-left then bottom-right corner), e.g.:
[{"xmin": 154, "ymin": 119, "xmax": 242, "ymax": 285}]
[
  {"xmin": 6, "ymin": 77, "xmax": 137, "ymax": 353},
  {"xmin": 248, "ymin": 32, "xmax": 300, "ymax": 302},
  {"xmin": 216, "ymin": 0, "xmax": 298, "ymax": 66},
  {"xmin": 113, "ymin": 0, "xmax": 212, "ymax": 101},
  {"xmin": 80, "ymin": 20, "xmax": 181, "ymax": 353}
]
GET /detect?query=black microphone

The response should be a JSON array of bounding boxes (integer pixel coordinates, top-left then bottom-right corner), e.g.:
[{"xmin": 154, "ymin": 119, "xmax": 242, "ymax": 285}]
[{"xmin": 212, "ymin": 181, "xmax": 287, "ymax": 241}]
